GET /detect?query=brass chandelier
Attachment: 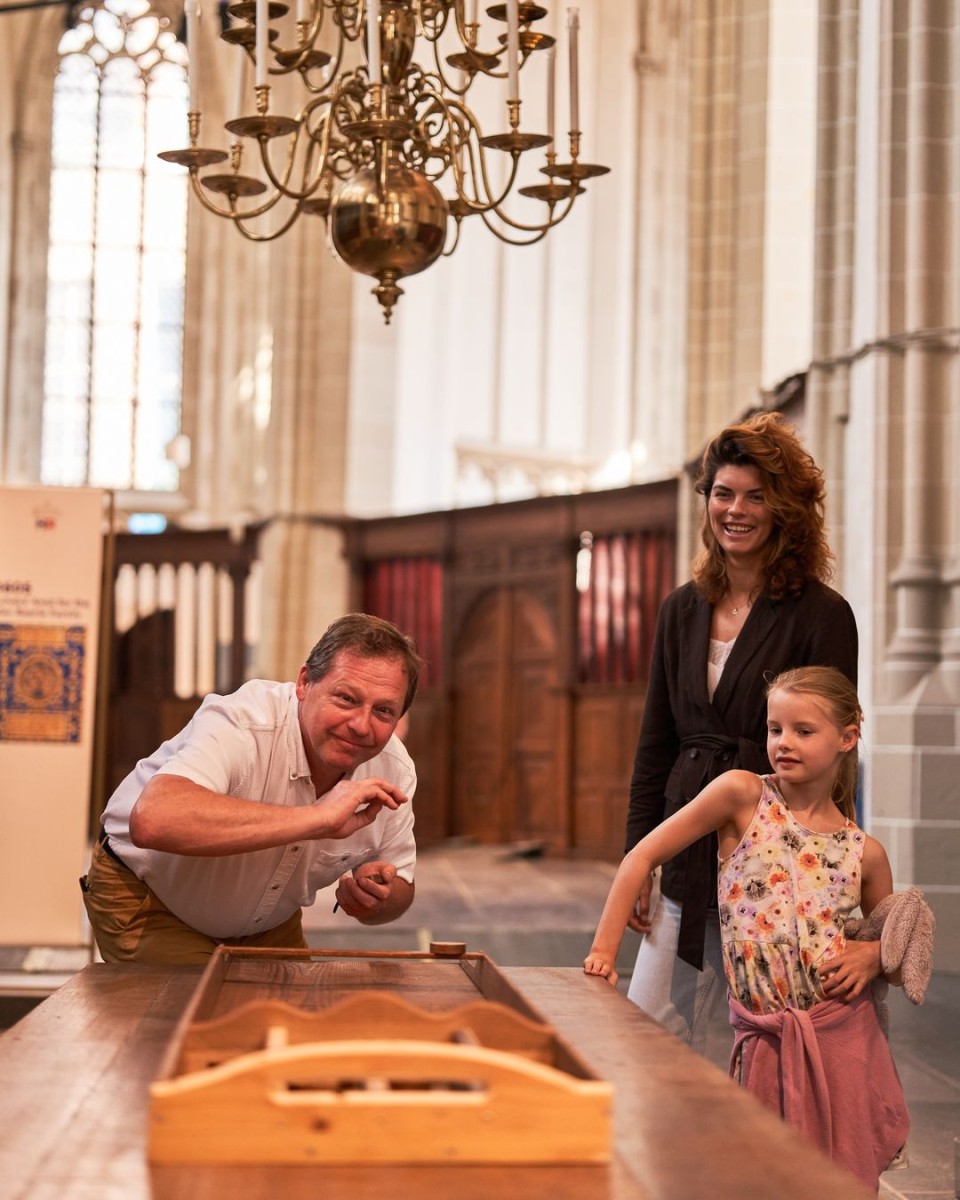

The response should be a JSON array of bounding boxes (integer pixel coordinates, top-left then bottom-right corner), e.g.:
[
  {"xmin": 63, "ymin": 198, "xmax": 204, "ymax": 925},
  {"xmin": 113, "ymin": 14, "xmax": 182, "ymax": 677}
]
[{"xmin": 161, "ymin": 0, "xmax": 608, "ymax": 321}]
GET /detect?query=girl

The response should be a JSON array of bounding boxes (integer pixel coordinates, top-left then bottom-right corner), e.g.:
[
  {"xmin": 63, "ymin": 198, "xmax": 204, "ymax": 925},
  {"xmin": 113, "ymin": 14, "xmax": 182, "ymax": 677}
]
[{"xmin": 586, "ymin": 667, "xmax": 908, "ymax": 1192}]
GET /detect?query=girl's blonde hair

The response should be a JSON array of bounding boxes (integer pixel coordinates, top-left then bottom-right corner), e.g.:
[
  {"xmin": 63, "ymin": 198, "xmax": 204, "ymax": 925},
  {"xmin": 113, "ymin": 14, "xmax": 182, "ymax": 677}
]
[{"xmin": 765, "ymin": 666, "xmax": 862, "ymax": 821}]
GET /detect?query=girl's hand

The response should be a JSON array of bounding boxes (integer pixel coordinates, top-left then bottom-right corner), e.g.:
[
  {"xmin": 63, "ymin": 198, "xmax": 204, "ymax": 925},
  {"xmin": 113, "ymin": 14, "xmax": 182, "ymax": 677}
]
[
  {"xmin": 818, "ymin": 940, "xmax": 882, "ymax": 1001},
  {"xmin": 583, "ymin": 953, "xmax": 619, "ymax": 987}
]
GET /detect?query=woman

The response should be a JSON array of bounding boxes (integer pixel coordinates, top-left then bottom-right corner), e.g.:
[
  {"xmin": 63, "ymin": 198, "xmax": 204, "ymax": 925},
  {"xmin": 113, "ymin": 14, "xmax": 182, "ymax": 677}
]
[{"xmin": 624, "ymin": 411, "xmax": 859, "ymax": 1052}]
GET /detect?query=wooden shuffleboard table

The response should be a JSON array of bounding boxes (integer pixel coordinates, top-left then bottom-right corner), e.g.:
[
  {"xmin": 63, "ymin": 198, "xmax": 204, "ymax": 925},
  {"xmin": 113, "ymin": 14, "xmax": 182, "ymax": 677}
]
[{"xmin": 0, "ymin": 951, "xmax": 874, "ymax": 1199}]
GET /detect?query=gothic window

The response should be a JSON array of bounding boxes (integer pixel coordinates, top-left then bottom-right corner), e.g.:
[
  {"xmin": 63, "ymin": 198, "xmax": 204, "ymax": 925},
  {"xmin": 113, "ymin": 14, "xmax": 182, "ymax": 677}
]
[{"xmin": 42, "ymin": 0, "xmax": 188, "ymax": 491}]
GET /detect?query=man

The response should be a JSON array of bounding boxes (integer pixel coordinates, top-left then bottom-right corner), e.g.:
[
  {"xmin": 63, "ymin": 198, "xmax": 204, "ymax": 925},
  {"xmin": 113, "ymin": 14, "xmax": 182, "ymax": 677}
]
[{"xmin": 81, "ymin": 613, "xmax": 423, "ymax": 963}]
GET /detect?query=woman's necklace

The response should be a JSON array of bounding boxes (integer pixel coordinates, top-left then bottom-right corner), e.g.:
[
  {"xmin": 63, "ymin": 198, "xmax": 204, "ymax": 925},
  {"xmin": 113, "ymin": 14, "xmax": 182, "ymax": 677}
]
[{"xmin": 729, "ymin": 596, "xmax": 753, "ymax": 617}]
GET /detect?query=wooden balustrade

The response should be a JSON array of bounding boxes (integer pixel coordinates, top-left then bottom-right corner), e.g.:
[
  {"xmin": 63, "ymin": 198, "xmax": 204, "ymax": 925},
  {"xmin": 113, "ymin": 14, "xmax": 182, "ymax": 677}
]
[{"xmin": 101, "ymin": 525, "xmax": 262, "ymax": 806}]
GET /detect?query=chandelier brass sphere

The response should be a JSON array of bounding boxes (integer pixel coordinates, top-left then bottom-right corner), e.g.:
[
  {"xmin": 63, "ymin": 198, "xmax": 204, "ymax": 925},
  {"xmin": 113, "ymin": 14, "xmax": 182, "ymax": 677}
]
[
  {"xmin": 161, "ymin": 0, "xmax": 609, "ymax": 322},
  {"xmin": 329, "ymin": 163, "xmax": 449, "ymax": 309}
]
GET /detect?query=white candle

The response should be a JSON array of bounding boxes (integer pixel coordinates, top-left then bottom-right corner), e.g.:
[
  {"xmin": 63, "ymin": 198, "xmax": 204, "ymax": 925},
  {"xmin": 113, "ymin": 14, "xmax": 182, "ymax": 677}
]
[
  {"xmin": 546, "ymin": 44, "xmax": 555, "ymax": 144},
  {"xmin": 367, "ymin": 0, "xmax": 381, "ymax": 85},
  {"xmin": 297, "ymin": 0, "xmax": 308, "ymax": 25},
  {"xmin": 230, "ymin": 48, "xmax": 247, "ymax": 144},
  {"xmin": 255, "ymin": 0, "xmax": 268, "ymax": 89},
  {"xmin": 567, "ymin": 6, "xmax": 579, "ymax": 132},
  {"xmin": 506, "ymin": 0, "xmax": 520, "ymax": 105},
  {"xmin": 185, "ymin": 0, "xmax": 200, "ymax": 111},
  {"xmin": 467, "ymin": 0, "xmax": 477, "ymax": 25}
]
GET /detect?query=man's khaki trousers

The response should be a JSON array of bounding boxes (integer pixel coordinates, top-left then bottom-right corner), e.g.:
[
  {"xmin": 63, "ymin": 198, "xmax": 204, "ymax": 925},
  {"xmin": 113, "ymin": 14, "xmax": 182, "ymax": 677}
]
[{"xmin": 80, "ymin": 839, "xmax": 308, "ymax": 964}]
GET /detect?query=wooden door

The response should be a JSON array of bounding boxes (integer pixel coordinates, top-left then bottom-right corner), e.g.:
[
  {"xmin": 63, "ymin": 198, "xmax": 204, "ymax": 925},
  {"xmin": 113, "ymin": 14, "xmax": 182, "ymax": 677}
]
[{"xmin": 452, "ymin": 587, "xmax": 567, "ymax": 848}]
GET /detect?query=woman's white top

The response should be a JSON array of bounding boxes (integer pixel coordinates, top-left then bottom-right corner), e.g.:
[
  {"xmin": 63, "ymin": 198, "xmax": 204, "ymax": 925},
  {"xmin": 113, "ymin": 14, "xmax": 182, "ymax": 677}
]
[{"xmin": 707, "ymin": 637, "xmax": 736, "ymax": 702}]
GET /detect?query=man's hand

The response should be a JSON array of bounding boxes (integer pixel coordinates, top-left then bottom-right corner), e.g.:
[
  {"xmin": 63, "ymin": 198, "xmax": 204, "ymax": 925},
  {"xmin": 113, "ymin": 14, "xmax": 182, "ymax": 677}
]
[
  {"xmin": 818, "ymin": 940, "xmax": 882, "ymax": 1002},
  {"xmin": 130, "ymin": 773, "xmax": 409, "ymax": 855},
  {"xmin": 314, "ymin": 777, "xmax": 409, "ymax": 840},
  {"xmin": 334, "ymin": 861, "xmax": 414, "ymax": 925},
  {"xmin": 626, "ymin": 871, "xmax": 655, "ymax": 935}
]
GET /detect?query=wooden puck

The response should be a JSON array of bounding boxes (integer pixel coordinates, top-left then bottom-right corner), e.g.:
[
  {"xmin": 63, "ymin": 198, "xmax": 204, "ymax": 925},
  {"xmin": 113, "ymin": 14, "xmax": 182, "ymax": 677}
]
[{"xmin": 429, "ymin": 941, "xmax": 467, "ymax": 957}]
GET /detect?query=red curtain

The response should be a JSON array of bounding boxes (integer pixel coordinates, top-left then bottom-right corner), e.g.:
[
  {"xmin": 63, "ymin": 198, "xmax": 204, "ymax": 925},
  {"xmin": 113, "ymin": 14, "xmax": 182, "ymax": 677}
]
[
  {"xmin": 576, "ymin": 530, "xmax": 674, "ymax": 685},
  {"xmin": 362, "ymin": 558, "xmax": 443, "ymax": 689}
]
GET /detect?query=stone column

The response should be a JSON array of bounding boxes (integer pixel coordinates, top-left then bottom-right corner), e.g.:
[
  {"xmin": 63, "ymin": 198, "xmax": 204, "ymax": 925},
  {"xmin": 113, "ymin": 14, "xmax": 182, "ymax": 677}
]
[
  {"xmin": 806, "ymin": 0, "xmax": 860, "ymax": 570},
  {"xmin": 0, "ymin": 11, "xmax": 60, "ymax": 482},
  {"xmin": 870, "ymin": 0, "xmax": 960, "ymax": 969},
  {"xmin": 881, "ymin": 0, "xmax": 956, "ymax": 697},
  {"xmin": 686, "ymin": 0, "xmax": 743, "ymax": 451}
]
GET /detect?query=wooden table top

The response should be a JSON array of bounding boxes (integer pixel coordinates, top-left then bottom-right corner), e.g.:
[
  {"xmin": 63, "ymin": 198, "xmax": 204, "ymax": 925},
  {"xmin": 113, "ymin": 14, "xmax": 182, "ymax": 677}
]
[{"xmin": 0, "ymin": 962, "xmax": 873, "ymax": 1199}]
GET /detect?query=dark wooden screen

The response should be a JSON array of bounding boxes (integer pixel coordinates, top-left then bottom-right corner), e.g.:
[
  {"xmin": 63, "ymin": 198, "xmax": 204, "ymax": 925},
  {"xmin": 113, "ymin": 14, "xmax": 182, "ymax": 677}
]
[
  {"xmin": 572, "ymin": 526, "xmax": 676, "ymax": 857},
  {"xmin": 360, "ymin": 554, "xmax": 448, "ymax": 844},
  {"xmin": 346, "ymin": 480, "xmax": 678, "ymax": 858},
  {"xmin": 100, "ymin": 484, "xmax": 678, "ymax": 860}
]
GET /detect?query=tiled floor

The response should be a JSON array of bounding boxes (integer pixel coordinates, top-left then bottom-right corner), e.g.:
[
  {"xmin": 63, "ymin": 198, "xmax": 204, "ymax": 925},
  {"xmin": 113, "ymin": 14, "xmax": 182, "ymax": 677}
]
[
  {"xmin": 1, "ymin": 839, "xmax": 956, "ymax": 1197},
  {"xmin": 303, "ymin": 839, "xmax": 960, "ymax": 1200}
]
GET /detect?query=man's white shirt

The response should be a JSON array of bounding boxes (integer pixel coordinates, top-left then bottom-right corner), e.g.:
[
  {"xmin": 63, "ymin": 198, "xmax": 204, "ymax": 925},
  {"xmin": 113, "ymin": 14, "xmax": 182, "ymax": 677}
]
[{"xmin": 102, "ymin": 679, "xmax": 416, "ymax": 938}]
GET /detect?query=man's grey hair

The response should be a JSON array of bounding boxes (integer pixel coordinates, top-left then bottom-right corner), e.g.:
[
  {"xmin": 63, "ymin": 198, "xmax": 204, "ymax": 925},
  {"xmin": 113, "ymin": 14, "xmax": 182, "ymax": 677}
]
[{"xmin": 303, "ymin": 613, "xmax": 424, "ymax": 714}]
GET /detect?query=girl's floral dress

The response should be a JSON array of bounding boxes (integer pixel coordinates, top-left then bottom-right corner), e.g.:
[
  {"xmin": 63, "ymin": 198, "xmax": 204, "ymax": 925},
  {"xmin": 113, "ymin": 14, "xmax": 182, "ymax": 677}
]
[{"xmin": 718, "ymin": 774, "xmax": 865, "ymax": 1012}]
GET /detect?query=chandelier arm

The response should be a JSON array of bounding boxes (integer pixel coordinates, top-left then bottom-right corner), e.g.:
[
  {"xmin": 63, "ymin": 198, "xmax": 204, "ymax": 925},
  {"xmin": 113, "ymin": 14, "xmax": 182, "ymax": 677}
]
[
  {"xmin": 441, "ymin": 213, "xmax": 464, "ymax": 257},
  {"xmin": 476, "ymin": 209, "xmax": 551, "ymax": 246},
  {"xmin": 268, "ymin": 2, "xmax": 350, "ymax": 93},
  {"xmin": 297, "ymin": 104, "xmax": 350, "ymax": 197},
  {"xmin": 298, "ymin": 119, "xmax": 329, "ymax": 194},
  {"xmin": 414, "ymin": 0, "xmax": 452, "ymax": 40},
  {"xmin": 252, "ymin": 77, "xmax": 362, "ymax": 203},
  {"xmin": 251, "ymin": 110, "xmax": 329, "ymax": 201},
  {"xmin": 265, "ymin": 3, "xmax": 327, "ymax": 75},
  {"xmin": 427, "ymin": 31, "xmax": 468, "ymax": 96},
  {"xmin": 450, "ymin": 0, "xmax": 469, "ymax": 44},
  {"xmin": 187, "ymin": 168, "xmax": 291, "ymax": 224},
  {"xmin": 252, "ymin": 128, "xmax": 309, "ymax": 198},
  {"xmin": 452, "ymin": 113, "xmax": 584, "ymax": 231},
  {"xmin": 275, "ymin": 38, "xmax": 345, "ymax": 94},
  {"xmin": 482, "ymin": 188, "xmax": 582, "ymax": 234},
  {"xmin": 303, "ymin": 34, "xmax": 348, "ymax": 93},
  {"xmin": 467, "ymin": 142, "xmax": 525, "ymax": 212},
  {"xmin": 331, "ymin": 0, "xmax": 366, "ymax": 42},
  {"xmin": 186, "ymin": 171, "xmax": 252, "ymax": 220},
  {"xmin": 417, "ymin": 92, "xmax": 525, "ymax": 215},
  {"xmin": 414, "ymin": 1, "xmax": 512, "ymax": 82},
  {"xmin": 230, "ymin": 200, "xmax": 310, "ymax": 242}
]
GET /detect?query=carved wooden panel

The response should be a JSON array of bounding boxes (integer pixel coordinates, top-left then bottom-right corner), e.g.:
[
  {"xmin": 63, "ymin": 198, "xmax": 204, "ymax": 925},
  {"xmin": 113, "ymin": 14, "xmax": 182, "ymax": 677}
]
[
  {"xmin": 400, "ymin": 689, "xmax": 448, "ymax": 845},
  {"xmin": 452, "ymin": 588, "xmax": 567, "ymax": 848},
  {"xmin": 572, "ymin": 690, "xmax": 648, "ymax": 859},
  {"xmin": 452, "ymin": 590, "xmax": 510, "ymax": 842}
]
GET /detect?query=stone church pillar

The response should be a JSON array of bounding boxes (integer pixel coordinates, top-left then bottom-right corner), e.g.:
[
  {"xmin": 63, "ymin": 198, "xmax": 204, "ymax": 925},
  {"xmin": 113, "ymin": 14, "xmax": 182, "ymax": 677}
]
[
  {"xmin": 805, "ymin": 0, "xmax": 859, "ymax": 569},
  {"xmin": 881, "ymin": 0, "xmax": 957, "ymax": 697},
  {"xmin": 869, "ymin": 1, "xmax": 960, "ymax": 967}
]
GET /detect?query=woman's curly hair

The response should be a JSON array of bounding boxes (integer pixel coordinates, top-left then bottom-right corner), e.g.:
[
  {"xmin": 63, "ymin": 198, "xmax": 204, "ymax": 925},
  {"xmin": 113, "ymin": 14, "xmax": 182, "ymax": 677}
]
[{"xmin": 692, "ymin": 412, "xmax": 833, "ymax": 603}]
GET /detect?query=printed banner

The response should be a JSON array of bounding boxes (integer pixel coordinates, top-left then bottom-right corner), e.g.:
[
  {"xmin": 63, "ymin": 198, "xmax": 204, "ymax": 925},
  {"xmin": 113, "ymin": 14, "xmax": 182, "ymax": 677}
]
[
  {"xmin": 0, "ymin": 488, "xmax": 106, "ymax": 946},
  {"xmin": 0, "ymin": 623, "xmax": 87, "ymax": 742}
]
